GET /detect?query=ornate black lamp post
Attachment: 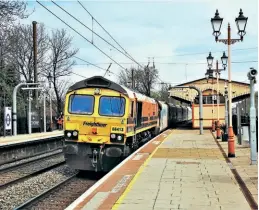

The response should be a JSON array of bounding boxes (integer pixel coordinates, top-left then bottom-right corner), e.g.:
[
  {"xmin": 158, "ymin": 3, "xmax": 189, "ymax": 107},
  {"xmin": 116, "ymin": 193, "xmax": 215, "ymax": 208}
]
[
  {"xmin": 210, "ymin": 9, "xmax": 248, "ymax": 157},
  {"xmin": 205, "ymin": 52, "xmax": 228, "ymax": 139}
]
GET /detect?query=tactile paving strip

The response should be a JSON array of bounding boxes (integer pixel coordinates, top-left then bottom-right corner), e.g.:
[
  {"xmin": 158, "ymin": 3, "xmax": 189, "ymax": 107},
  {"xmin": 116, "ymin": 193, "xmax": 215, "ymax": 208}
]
[{"xmin": 153, "ymin": 148, "xmax": 224, "ymax": 159}]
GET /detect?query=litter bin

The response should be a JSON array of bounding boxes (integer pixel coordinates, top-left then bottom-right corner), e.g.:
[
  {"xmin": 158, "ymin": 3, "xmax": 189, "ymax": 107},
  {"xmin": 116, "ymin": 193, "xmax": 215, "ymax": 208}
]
[
  {"xmin": 241, "ymin": 123, "xmax": 250, "ymax": 147},
  {"xmin": 221, "ymin": 124, "xmax": 228, "ymax": 142}
]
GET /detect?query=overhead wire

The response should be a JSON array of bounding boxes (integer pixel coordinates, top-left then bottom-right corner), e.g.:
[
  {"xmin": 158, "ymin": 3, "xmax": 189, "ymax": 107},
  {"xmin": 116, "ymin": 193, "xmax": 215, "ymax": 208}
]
[
  {"xmin": 36, "ymin": 0, "xmax": 127, "ymax": 71},
  {"xmin": 77, "ymin": 0, "xmax": 145, "ymax": 69},
  {"xmin": 45, "ymin": 1, "xmax": 229, "ymax": 85},
  {"xmin": 72, "ymin": 72, "xmax": 87, "ymax": 78},
  {"xmin": 37, "ymin": 1, "xmax": 256, "ymax": 86},
  {"xmin": 51, "ymin": 0, "xmax": 141, "ymax": 68},
  {"xmin": 74, "ymin": 56, "xmax": 107, "ymax": 71},
  {"xmin": 74, "ymin": 60, "xmax": 258, "ymax": 65},
  {"xmin": 74, "ymin": 55, "xmax": 119, "ymax": 76},
  {"xmin": 152, "ymin": 47, "xmax": 258, "ymax": 58}
]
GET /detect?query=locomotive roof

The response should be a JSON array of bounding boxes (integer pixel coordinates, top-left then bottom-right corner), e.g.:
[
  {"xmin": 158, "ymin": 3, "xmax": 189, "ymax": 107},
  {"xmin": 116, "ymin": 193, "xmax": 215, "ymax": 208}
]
[{"xmin": 67, "ymin": 76, "xmax": 156, "ymax": 103}]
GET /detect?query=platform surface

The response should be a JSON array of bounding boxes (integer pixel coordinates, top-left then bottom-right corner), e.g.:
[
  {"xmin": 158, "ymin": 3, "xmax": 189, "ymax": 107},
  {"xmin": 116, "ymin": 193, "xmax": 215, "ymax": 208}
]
[
  {"xmin": 67, "ymin": 129, "xmax": 258, "ymax": 210},
  {"xmin": 0, "ymin": 130, "xmax": 63, "ymax": 146},
  {"xmin": 218, "ymin": 135, "xmax": 258, "ymax": 205}
]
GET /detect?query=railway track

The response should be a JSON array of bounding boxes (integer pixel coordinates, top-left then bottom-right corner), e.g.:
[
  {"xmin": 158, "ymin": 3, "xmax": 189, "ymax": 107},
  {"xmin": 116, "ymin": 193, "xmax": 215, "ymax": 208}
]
[
  {"xmin": 0, "ymin": 152, "xmax": 65, "ymax": 189},
  {"xmin": 14, "ymin": 172, "xmax": 101, "ymax": 210}
]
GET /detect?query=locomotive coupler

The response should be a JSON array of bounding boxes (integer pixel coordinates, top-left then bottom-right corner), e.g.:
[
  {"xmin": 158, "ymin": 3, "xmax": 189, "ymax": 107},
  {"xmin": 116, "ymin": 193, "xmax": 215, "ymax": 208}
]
[
  {"xmin": 92, "ymin": 149, "xmax": 98, "ymax": 171},
  {"xmin": 99, "ymin": 143, "xmax": 105, "ymax": 171}
]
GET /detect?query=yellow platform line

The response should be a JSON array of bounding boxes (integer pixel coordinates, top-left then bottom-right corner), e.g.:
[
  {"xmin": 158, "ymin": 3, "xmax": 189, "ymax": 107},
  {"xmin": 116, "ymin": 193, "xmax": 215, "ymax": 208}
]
[{"xmin": 112, "ymin": 130, "xmax": 174, "ymax": 210}]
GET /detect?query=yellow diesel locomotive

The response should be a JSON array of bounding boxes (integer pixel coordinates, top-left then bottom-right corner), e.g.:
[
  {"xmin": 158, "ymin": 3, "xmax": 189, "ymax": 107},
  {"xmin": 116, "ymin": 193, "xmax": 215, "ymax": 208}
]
[{"xmin": 63, "ymin": 76, "xmax": 160, "ymax": 172}]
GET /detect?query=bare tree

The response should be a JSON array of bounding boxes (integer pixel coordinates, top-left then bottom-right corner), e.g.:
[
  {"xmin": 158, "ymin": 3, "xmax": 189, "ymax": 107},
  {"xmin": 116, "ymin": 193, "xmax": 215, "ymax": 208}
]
[
  {"xmin": 141, "ymin": 65, "xmax": 158, "ymax": 96},
  {"xmin": 118, "ymin": 67, "xmax": 140, "ymax": 89},
  {"xmin": 7, "ymin": 23, "xmax": 49, "ymax": 82},
  {"xmin": 118, "ymin": 64, "xmax": 158, "ymax": 96},
  {"xmin": 47, "ymin": 29, "xmax": 78, "ymax": 114},
  {"xmin": 0, "ymin": 1, "xmax": 30, "ymax": 85},
  {"xmin": 157, "ymin": 83, "xmax": 170, "ymax": 102},
  {"xmin": 51, "ymin": 78, "xmax": 71, "ymax": 115},
  {"xmin": 0, "ymin": 0, "xmax": 28, "ymax": 20},
  {"xmin": 0, "ymin": 0, "xmax": 30, "ymax": 30}
]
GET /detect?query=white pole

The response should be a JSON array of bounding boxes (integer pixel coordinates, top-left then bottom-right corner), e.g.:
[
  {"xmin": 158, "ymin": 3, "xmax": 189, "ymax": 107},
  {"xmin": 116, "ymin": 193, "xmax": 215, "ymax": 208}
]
[
  {"xmin": 28, "ymin": 90, "xmax": 32, "ymax": 134},
  {"xmin": 13, "ymin": 83, "xmax": 26, "ymax": 136},
  {"xmin": 249, "ymin": 78, "xmax": 257, "ymax": 164},
  {"xmin": 12, "ymin": 83, "xmax": 40, "ymax": 136},
  {"xmin": 43, "ymin": 92, "xmax": 46, "ymax": 132},
  {"xmin": 50, "ymin": 91, "xmax": 53, "ymax": 131}
]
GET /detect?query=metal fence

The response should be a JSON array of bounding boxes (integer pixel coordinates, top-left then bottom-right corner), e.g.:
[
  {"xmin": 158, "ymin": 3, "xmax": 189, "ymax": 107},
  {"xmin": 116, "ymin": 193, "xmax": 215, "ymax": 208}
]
[{"xmin": 0, "ymin": 115, "xmax": 58, "ymax": 136}]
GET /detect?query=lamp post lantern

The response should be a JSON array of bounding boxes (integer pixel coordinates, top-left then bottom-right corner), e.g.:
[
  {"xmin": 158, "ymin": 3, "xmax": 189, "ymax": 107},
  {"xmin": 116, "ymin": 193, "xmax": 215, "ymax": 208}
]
[
  {"xmin": 47, "ymin": 72, "xmax": 53, "ymax": 131},
  {"xmin": 221, "ymin": 52, "xmax": 228, "ymax": 68},
  {"xmin": 206, "ymin": 52, "xmax": 214, "ymax": 68},
  {"xmin": 210, "ymin": 9, "xmax": 247, "ymax": 157},
  {"xmin": 211, "ymin": 10, "xmax": 223, "ymax": 41}
]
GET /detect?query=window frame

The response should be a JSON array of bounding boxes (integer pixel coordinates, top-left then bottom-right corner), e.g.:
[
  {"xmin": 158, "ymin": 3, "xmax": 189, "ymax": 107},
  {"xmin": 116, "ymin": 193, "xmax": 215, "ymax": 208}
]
[
  {"xmin": 98, "ymin": 95, "xmax": 126, "ymax": 117},
  {"xmin": 68, "ymin": 94, "xmax": 95, "ymax": 115}
]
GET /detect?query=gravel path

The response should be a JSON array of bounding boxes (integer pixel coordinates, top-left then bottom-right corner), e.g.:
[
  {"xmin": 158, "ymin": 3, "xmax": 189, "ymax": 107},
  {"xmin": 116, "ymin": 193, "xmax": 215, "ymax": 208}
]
[{"xmin": 0, "ymin": 165, "xmax": 76, "ymax": 210}]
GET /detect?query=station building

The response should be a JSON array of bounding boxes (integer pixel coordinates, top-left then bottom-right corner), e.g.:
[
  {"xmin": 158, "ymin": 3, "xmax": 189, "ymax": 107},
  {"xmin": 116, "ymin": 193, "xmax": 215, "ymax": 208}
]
[{"xmin": 168, "ymin": 77, "xmax": 250, "ymax": 129}]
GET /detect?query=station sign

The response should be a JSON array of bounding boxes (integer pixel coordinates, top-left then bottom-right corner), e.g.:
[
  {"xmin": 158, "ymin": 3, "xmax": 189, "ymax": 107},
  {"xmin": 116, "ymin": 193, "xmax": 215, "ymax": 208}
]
[
  {"xmin": 31, "ymin": 111, "xmax": 40, "ymax": 129},
  {"xmin": 4, "ymin": 107, "xmax": 12, "ymax": 131}
]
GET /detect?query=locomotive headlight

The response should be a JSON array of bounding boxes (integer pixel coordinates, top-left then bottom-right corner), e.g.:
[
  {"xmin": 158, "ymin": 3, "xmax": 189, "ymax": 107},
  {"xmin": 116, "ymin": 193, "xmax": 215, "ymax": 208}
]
[
  {"xmin": 110, "ymin": 134, "xmax": 116, "ymax": 139},
  {"xmin": 67, "ymin": 132, "xmax": 72, "ymax": 137},
  {"xmin": 117, "ymin": 135, "xmax": 123, "ymax": 141},
  {"xmin": 73, "ymin": 131, "xmax": 78, "ymax": 136}
]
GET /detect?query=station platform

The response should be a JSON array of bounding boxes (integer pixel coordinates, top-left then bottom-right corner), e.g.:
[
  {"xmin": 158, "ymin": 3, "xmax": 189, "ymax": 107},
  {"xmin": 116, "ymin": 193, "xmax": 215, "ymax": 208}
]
[
  {"xmin": 67, "ymin": 129, "xmax": 258, "ymax": 210},
  {"xmin": 0, "ymin": 130, "xmax": 63, "ymax": 146}
]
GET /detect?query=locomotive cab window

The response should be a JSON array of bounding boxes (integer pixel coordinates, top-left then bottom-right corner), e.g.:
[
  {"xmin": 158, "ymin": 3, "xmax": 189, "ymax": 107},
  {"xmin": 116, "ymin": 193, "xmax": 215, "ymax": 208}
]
[
  {"xmin": 99, "ymin": 96, "xmax": 125, "ymax": 117},
  {"xmin": 69, "ymin": 94, "xmax": 94, "ymax": 114}
]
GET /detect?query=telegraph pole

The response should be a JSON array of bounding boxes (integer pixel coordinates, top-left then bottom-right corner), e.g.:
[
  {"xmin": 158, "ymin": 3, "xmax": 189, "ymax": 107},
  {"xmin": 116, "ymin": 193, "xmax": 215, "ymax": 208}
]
[
  {"xmin": 32, "ymin": 21, "xmax": 38, "ymax": 102},
  {"xmin": 32, "ymin": 21, "xmax": 40, "ymax": 132},
  {"xmin": 131, "ymin": 68, "xmax": 134, "ymax": 89}
]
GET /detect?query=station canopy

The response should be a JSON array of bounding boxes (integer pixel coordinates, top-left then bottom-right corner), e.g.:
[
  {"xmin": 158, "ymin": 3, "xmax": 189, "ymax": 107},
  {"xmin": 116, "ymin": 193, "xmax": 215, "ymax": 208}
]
[{"xmin": 169, "ymin": 77, "xmax": 250, "ymax": 103}]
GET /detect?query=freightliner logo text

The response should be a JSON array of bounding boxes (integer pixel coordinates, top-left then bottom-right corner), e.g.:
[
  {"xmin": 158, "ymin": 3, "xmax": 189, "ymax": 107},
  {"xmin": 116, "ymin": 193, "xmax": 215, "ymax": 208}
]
[{"xmin": 83, "ymin": 122, "xmax": 107, "ymax": 127}]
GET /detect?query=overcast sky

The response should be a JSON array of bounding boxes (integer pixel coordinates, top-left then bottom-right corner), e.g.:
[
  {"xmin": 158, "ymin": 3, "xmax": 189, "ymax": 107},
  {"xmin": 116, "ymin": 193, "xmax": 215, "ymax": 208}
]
[{"xmin": 23, "ymin": 0, "xmax": 258, "ymax": 89}]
